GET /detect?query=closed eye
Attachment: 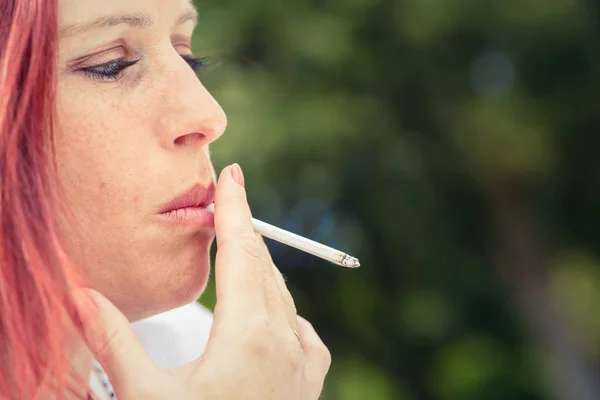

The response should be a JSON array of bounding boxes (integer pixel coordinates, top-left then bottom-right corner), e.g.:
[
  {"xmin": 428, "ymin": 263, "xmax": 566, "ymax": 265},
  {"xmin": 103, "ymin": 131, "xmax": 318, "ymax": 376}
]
[
  {"xmin": 181, "ymin": 54, "xmax": 208, "ymax": 73},
  {"xmin": 79, "ymin": 57, "xmax": 140, "ymax": 81},
  {"xmin": 79, "ymin": 54, "xmax": 209, "ymax": 82}
]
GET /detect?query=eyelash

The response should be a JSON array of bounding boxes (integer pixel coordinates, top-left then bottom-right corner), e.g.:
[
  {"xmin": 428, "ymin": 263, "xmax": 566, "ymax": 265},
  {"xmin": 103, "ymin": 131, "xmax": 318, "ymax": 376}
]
[{"xmin": 79, "ymin": 55, "xmax": 208, "ymax": 81}]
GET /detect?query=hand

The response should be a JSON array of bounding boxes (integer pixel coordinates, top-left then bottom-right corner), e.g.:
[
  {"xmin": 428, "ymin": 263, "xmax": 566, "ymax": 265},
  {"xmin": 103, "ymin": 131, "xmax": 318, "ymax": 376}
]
[{"xmin": 74, "ymin": 164, "xmax": 331, "ymax": 400}]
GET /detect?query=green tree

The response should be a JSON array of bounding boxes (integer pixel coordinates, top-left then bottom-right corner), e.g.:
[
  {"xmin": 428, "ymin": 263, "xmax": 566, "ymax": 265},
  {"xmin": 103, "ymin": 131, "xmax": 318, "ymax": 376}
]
[{"xmin": 195, "ymin": 1, "xmax": 600, "ymax": 399}]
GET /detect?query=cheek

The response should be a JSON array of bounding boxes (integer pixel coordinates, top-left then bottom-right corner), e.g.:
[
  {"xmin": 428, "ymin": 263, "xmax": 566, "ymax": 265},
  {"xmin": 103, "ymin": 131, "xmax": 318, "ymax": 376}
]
[
  {"xmin": 51, "ymin": 88, "xmax": 151, "ymax": 269},
  {"xmin": 53, "ymin": 90, "xmax": 148, "ymax": 212}
]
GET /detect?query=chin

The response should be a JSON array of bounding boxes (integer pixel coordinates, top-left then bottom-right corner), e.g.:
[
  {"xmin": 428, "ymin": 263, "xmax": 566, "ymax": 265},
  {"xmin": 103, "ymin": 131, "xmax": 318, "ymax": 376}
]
[
  {"xmin": 126, "ymin": 263, "xmax": 210, "ymax": 322},
  {"xmin": 121, "ymin": 236, "xmax": 213, "ymax": 322}
]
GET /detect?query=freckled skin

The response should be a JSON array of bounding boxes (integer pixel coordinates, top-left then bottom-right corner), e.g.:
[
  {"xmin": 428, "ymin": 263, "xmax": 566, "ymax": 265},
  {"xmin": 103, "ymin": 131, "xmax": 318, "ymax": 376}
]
[{"xmin": 54, "ymin": 0, "xmax": 227, "ymax": 321}]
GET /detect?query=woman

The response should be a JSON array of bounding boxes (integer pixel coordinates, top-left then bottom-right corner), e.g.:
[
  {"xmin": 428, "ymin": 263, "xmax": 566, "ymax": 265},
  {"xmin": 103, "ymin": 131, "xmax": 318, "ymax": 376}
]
[{"xmin": 0, "ymin": 0, "xmax": 331, "ymax": 399}]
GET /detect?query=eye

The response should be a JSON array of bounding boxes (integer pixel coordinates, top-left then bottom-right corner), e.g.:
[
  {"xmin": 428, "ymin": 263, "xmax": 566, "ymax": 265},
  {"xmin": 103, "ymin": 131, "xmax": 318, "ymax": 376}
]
[
  {"xmin": 78, "ymin": 54, "xmax": 208, "ymax": 82},
  {"xmin": 79, "ymin": 58, "xmax": 140, "ymax": 82},
  {"xmin": 181, "ymin": 54, "xmax": 208, "ymax": 73}
]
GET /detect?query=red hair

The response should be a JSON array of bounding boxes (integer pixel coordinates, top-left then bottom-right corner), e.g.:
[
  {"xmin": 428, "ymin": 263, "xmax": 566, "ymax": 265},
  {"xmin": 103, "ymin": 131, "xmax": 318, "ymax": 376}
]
[{"xmin": 1, "ymin": 1, "xmax": 86, "ymax": 398}]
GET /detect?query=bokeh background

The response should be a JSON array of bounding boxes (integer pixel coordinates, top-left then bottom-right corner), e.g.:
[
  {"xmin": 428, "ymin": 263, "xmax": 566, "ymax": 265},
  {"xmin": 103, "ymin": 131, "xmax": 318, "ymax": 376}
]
[{"xmin": 191, "ymin": 1, "xmax": 600, "ymax": 399}]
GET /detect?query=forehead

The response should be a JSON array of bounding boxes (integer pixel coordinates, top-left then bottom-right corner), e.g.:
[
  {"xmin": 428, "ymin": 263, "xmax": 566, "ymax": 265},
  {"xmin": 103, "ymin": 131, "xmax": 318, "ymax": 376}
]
[{"xmin": 58, "ymin": 0, "xmax": 195, "ymax": 29}]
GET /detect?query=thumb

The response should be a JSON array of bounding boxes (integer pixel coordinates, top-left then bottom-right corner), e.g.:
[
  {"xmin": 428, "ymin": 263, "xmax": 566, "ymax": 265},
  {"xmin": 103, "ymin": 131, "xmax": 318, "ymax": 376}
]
[
  {"xmin": 213, "ymin": 163, "xmax": 253, "ymax": 249},
  {"xmin": 73, "ymin": 289, "xmax": 156, "ymax": 393},
  {"xmin": 213, "ymin": 164, "xmax": 263, "ymax": 300}
]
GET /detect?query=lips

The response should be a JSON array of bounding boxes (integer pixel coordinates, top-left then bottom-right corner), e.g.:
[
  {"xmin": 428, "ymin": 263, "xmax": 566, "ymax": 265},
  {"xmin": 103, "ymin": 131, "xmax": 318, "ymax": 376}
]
[
  {"xmin": 157, "ymin": 183, "xmax": 216, "ymax": 227},
  {"xmin": 158, "ymin": 183, "xmax": 215, "ymax": 214}
]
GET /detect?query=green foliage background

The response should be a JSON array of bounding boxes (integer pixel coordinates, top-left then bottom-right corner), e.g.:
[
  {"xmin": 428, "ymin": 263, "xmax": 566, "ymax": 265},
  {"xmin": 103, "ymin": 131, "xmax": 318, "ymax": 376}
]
[{"xmin": 192, "ymin": 1, "xmax": 600, "ymax": 399}]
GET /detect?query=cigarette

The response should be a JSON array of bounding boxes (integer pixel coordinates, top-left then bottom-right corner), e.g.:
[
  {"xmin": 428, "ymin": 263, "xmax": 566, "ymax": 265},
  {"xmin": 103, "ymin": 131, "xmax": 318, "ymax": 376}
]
[{"xmin": 207, "ymin": 204, "xmax": 360, "ymax": 268}]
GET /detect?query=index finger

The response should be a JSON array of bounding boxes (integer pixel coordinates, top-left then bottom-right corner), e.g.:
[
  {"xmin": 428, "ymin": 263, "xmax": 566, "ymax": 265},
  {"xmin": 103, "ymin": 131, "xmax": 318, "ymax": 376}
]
[{"xmin": 72, "ymin": 289, "xmax": 156, "ymax": 395}]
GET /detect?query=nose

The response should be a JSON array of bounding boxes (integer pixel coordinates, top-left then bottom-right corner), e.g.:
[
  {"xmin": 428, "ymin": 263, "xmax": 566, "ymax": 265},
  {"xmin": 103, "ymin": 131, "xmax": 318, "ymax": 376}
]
[{"xmin": 154, "ymin": 52, "xmax": 227, "ymax": 151}]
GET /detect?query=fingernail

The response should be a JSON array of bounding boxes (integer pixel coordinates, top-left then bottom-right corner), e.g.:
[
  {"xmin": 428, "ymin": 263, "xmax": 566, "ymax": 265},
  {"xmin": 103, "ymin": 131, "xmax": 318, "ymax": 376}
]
[{"xmin": 231, "ymin": 163, "xmax": 245, "ymax": 187}]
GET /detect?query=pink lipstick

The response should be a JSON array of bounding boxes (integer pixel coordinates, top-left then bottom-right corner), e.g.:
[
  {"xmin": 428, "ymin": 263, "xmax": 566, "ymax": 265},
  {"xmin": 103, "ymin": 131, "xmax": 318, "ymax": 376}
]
[{"xmin": 157, "ymin": 183, "xmax": 215, "ymax": 227}]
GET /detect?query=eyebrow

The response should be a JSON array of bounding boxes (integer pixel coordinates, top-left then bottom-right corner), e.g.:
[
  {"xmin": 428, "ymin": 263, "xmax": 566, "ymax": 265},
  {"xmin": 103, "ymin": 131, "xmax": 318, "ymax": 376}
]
[{"xmin": 60, "ymin": 8, "xmax": 198, "ymax": 37}]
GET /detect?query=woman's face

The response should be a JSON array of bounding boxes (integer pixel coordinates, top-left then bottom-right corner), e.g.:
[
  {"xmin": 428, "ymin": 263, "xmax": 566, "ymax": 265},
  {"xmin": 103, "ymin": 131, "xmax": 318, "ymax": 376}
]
[{"xmin": 55, "ymin": 0, "xmax": 226, "ymax": 321}]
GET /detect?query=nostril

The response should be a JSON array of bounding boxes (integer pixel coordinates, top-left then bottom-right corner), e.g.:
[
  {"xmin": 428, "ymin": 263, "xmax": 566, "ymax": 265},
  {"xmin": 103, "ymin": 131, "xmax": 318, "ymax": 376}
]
[{"xmin": 173, "ymin": 132, "xmax": 205, "ymax": 147}]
